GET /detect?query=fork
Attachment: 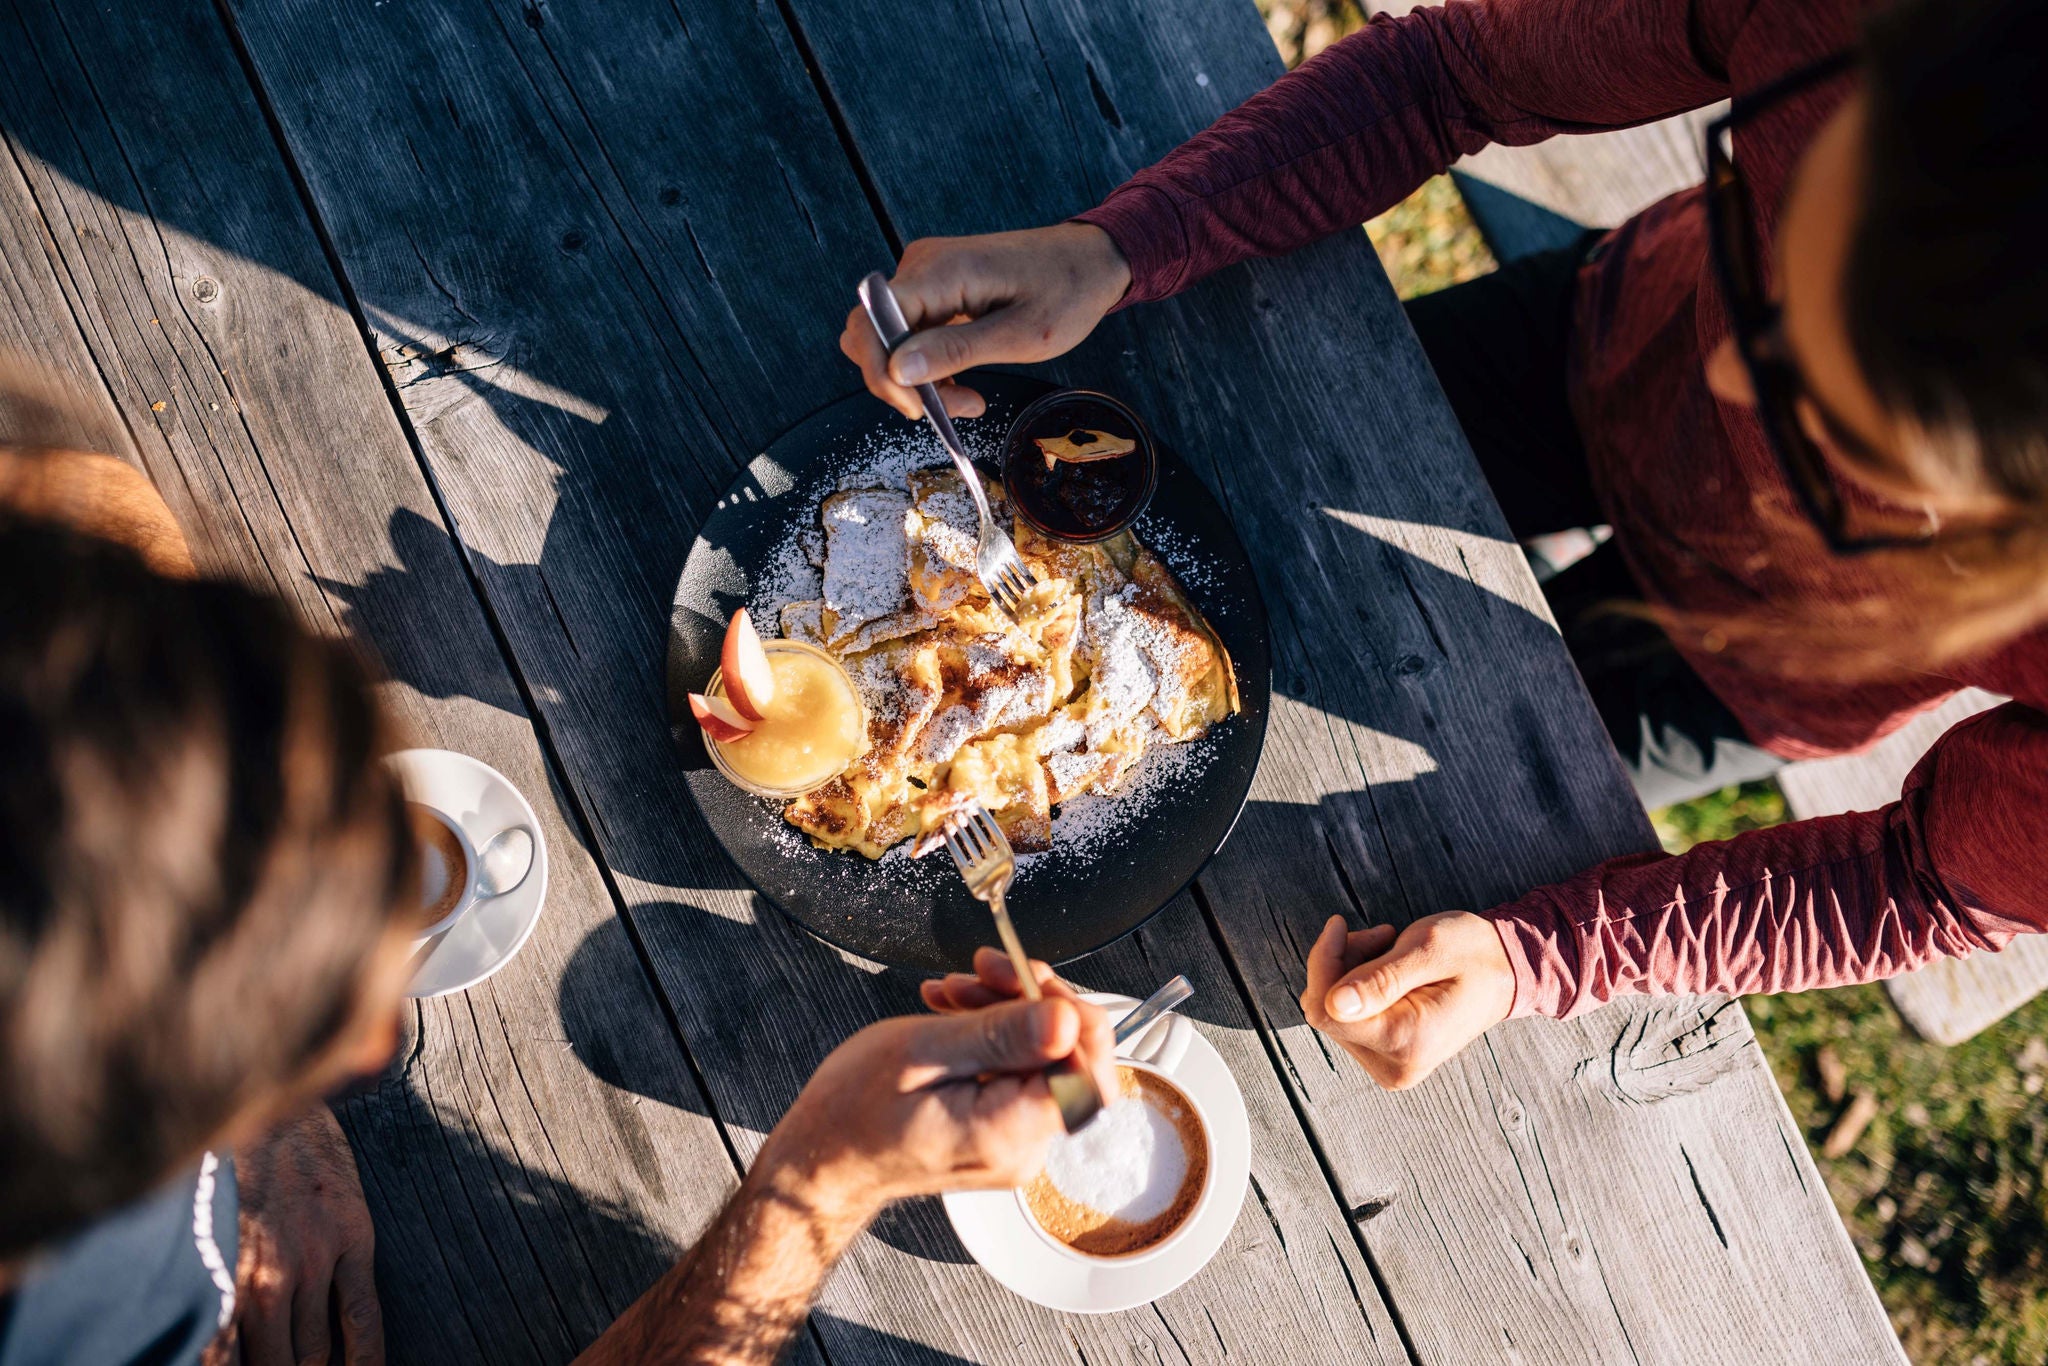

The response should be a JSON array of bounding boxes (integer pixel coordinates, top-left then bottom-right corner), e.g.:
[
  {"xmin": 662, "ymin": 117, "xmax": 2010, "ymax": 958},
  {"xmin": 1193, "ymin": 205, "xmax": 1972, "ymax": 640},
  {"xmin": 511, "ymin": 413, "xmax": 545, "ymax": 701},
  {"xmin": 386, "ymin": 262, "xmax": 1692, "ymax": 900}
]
[
  {"xmin": 942, "ymin": 802, "xmax": 1104, "ymax": 1133},
  {"xmin": 857, "ymin": 272, "xmax": 1038, "ymax": 617}
]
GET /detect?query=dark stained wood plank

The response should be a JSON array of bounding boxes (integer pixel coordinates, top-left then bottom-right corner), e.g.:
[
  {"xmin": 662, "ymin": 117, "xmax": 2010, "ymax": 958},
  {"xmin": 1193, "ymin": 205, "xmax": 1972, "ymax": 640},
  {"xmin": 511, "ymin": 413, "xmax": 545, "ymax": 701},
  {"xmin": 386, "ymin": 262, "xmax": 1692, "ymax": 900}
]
[
  {"xmin": 776, "ymin": 1, "xmax": 1904, "ymax": 1361},
  {"xmin": 214, "ymin": 0, "xmax": 1413, "ymax": 1358},
  {"xmin": 0, "ymin": 4, "xmax": 764, "ymax": 1361}
]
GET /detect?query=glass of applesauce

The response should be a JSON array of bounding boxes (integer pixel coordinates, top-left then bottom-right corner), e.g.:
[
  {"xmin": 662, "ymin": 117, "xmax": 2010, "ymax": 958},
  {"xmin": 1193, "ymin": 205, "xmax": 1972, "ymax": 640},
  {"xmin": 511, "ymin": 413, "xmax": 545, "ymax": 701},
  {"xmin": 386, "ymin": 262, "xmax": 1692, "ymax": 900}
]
[{"xmin": 704, "ymin": 639, "xmax": 868, "ymax": 798}]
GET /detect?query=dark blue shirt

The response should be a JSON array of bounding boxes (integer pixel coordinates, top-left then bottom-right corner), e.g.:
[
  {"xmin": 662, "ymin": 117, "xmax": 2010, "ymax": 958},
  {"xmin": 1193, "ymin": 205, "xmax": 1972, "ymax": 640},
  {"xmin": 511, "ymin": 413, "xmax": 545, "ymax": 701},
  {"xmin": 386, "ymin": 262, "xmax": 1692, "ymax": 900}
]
[{"xmin": 0, "ymin": 1155, "xmax": 237, "ymax": 1366}]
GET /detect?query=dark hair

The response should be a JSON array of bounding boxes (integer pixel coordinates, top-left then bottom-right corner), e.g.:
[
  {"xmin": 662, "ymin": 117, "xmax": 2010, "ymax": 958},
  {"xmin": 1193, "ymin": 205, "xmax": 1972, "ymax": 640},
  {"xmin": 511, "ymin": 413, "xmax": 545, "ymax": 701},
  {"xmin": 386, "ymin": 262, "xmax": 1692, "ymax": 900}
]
[
  {"xmin": 1851, "ymin": 0, "xmax": 2048, "ymax": 501},
  {"xmin": 1695, "ymin": 0, "xmax": 2048, "ymax": 679},
  {"xmin": 1794, "ymin": 0, "xmax": 2046, "ymax": 675},
  {"xmin": 0, "ymin": 516, "xmax": 412, "ymax": 1260}
]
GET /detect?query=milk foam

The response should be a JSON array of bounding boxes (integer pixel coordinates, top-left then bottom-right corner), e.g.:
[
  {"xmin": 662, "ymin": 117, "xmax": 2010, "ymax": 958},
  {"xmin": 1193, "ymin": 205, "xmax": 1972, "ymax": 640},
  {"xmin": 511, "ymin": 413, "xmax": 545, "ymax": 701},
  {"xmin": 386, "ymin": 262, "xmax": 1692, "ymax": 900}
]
[{"xmin": 1040, "ymin": 1087, "xmax": 1189, "ymax": 1223}]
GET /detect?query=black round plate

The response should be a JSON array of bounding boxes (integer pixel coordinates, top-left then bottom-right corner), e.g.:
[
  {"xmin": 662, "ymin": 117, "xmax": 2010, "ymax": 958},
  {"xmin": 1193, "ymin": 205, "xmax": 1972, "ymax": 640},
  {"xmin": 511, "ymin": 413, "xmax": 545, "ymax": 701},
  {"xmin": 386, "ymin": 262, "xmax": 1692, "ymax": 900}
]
[{"xmin": 667, "ymin": 374, "xmax": 1270, "ymax": 973}]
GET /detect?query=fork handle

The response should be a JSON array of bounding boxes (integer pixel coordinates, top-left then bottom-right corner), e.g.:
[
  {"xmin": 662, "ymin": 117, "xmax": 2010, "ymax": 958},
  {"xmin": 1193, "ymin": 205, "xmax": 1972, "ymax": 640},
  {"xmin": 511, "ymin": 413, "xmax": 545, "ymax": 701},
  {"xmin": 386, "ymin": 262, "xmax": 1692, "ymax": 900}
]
[
  {"xmin": 987, "ymin": 887, "xmax": 1043, "ymax": 1004},
  {"xmin": 989, "ymin": 886, "xmax": 1103, "ymax": 1132},
  {"xmin": 856, "ymin": 273, "xmax": 997, "ymax": 527}
]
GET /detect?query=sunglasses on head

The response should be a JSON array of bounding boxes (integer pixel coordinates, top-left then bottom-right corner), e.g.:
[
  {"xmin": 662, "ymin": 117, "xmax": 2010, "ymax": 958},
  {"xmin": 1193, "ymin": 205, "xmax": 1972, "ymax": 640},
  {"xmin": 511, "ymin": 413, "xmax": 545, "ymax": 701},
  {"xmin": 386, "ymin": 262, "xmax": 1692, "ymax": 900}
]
[{"xmin": 1704, "ymin": 51, "xmax": 1938, "ymax": 555}]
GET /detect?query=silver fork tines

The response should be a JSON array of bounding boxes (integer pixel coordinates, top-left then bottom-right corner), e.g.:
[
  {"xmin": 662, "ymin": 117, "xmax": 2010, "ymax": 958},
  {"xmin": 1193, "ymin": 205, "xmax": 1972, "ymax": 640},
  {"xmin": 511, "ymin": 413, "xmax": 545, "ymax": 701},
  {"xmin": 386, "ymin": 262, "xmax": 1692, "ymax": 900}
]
[
  {"xmin": 942, "ymin": 805, "xmax": 1013, "ymax": 904},
  {"xmin": 856, "ymin": 272, "xmax": 1037, "ymax": 619}
]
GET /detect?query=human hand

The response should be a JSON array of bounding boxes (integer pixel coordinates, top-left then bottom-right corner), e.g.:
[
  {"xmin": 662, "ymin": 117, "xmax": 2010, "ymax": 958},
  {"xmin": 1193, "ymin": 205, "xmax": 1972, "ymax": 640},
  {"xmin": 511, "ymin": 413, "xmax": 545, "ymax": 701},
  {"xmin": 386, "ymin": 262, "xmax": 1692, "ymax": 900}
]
[
  {"xmin": 1300, "ymin": 912, "xmax": 1516, "ymax": 1090},
  {"xmin": 229, "ymin": 1106, "xmax": 383, "ymax": 1366},
  {"xmin": 919, "ymin": 946, "xmax": 1118, "ymax": 1096},
  {"xmin": 839, "ymin": 223, "xmax": 1131, "ymax": 421},
  {"xmin": 758, "ymin": 972, "xmax": 1117, "ymax": 1219}
]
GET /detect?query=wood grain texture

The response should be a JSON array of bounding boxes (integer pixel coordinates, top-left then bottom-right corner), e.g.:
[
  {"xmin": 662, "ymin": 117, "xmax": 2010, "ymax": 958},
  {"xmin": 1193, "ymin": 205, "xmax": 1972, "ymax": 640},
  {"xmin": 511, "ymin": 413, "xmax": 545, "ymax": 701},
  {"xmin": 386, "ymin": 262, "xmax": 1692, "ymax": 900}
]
[
  {"xmin": 778, "ymin": 0, "xmax": 1903, "ymax": 1360},
  {"xmin": 1777, "ymin": 688, "xmax": 2004, "ymax": 822},
  {"xmin": 212, "ymin": 0, "xmax": 1410, "ymax": 1358},
  {"xmin": 1775, "ymin": 689, "xmax": 2041, "ymax": 1045},
  {"xmin": 1454, "ymin": 111, "xmax": 1724, "ymax": 233},
  {"xmin": 0, "ymin": 4, "xmax": 760, "ymax": 1361}
]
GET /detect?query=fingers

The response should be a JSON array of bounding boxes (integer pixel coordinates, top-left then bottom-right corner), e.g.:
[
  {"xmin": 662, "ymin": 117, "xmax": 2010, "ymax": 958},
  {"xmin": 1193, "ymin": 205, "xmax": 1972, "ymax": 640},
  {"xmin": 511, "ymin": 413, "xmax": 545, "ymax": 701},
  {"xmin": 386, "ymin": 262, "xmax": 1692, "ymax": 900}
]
[
  {"xmin": 910, "ymin": 996, "xmax": 1076, "ymax": 1082},
  {"xmin": 919, "ymin": 949, "xmax": 1056, "ymax": 1013},
  {"xmin": 973, "ymin": 945, "xmax": 1058, "ymax": 996},
  {"xmin": 932, "ymin": 381, "xmax": 986, "ymax": 419},
  {"xmin": 839, "ymin": 307, "xmax": 989, "ymax": 421},
  {"xmin": 968, "ymin": 1071, "xmax": 1062, "ymax": 1183},
  {"xmin": 1066, "ymin": 991, "xmax": 1118, "ymax": 1103},
  {"xmin": 238, "ymin": 1263, "xmax": 293, "ymax": 1366},
  {"xmin": 886, "ymin": 308, "xmax": 1051, "ymax": 390},
  {"xmin": 1326, "ymin": 923, "xmax": 1448, "ymax": 1025},
  {"xmin": 916, "ymin": 957, "xmax": 1111, "ymax": 1102},
  {"xmin": 1301, "ymin": 915, "xmax": 1350, "ymax": 1025},
  {"xmin": 333, "ymin": 1246, "xmax": 386, "ymax": 1366},
  {"xmin": 840, "ymin": 306, "xmax": 923, "ymax": 419},
  {"xmin": 289, "ymin": 1271, "xmax": 333, "ymax": 1366}
]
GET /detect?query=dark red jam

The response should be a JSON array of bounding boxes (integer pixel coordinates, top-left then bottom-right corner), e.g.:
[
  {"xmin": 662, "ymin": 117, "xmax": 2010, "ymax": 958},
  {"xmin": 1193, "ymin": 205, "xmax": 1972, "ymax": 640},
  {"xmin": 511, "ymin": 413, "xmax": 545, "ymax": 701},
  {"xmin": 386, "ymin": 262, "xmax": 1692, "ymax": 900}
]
[{"xmin": 1002, "ymin": 391, "xmax": 1157, "ymax": 544}]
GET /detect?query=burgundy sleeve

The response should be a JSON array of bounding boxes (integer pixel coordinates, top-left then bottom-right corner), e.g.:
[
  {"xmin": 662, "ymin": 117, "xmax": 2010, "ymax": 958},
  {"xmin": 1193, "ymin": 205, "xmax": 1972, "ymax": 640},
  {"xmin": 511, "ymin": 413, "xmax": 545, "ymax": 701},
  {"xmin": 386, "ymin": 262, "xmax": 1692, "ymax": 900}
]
[
  {"xmin": 1075, "ymin": 0, "xmax": 1737, "ymax": 304},
  {"xmin": 1484, "ymin": 704, "xmax": 2048, "ymax": 1019}
]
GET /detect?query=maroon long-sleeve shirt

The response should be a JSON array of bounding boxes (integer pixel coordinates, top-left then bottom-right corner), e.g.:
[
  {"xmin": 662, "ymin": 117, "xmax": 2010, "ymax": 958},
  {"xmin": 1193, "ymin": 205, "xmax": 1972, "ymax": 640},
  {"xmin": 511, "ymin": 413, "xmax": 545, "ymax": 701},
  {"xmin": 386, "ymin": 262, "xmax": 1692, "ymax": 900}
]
[{"xmin": 1076, "ymin": 0, "xmax": 2048, "ymax": 1017}]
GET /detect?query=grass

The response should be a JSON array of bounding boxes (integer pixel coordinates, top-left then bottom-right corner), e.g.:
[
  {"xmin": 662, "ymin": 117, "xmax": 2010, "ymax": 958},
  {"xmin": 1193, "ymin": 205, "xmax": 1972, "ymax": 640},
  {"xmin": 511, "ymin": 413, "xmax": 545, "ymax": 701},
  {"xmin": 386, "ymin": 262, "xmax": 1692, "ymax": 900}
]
[{"xmin": 1251, "ymin": 6, "xmax": 2046, "ymax": 1356}]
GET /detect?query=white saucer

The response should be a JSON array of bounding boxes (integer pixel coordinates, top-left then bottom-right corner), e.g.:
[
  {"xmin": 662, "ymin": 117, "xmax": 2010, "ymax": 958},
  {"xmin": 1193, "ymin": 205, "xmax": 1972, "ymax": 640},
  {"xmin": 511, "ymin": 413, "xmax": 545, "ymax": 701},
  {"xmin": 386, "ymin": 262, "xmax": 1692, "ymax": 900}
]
[
  {"xmin": 942, "ymin": 994, "xmax": 1250, "ymax": 1314},
  {"xmin": 388, "ymin": 749, "xmax": 550, "ymax": 998}
]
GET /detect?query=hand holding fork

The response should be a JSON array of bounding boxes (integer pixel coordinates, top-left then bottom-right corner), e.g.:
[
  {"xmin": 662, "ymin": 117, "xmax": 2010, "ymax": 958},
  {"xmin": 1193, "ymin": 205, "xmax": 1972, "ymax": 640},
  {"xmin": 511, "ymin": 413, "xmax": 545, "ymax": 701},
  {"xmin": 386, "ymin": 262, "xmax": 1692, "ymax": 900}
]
[
  {"xmin": 940, "ymin": 802, "xmax": 1105, "ymax": 1132},
  {"xmin": 857, "ymin": 273, "xmax": 1038, "ymax": 618}
]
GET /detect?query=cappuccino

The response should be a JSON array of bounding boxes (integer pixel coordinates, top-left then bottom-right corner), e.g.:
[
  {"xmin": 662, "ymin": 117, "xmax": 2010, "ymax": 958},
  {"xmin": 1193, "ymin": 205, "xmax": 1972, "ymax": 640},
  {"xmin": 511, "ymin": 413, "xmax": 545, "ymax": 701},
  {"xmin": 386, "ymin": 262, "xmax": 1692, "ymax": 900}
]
[
  {"xmin": 407, "ymin": 803, "xmax": 471, "ymax": 930},
  {"xmin": 1022, "ymin": 1066, "xmax": 1208, "ymax": 1258}
]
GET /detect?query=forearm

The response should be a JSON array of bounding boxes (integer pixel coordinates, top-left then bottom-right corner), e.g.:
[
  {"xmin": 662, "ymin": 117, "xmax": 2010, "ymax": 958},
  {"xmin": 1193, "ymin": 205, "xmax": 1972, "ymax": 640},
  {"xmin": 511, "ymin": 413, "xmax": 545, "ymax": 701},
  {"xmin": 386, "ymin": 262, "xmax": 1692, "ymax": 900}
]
[
  {"xmin": 1078, "ymin": 0, "xmax": 1729, "ymax": 304},
  {"xmin": 1487, "ymin": 704, "xmax": 2048, "ymax": 1017},
  {"xmin": 576, "ymin": 1147, "xmax": 877, "ymax": 1366},
  {"xmin": 1485, "ymin": 810, "xmax": 1938, "ymax": 1016}
]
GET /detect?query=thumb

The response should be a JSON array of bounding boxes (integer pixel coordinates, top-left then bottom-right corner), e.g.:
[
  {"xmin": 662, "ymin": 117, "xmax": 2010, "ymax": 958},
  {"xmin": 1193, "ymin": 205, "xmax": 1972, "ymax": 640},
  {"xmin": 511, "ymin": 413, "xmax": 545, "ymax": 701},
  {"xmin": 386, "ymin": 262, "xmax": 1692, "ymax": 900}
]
[
  {"xmin": 1326, "ymin": 937, "xmax": 1442, "ymax": 1024},
  {"xmin": 917, "ymin": 997, "xmax": 1077, "ymax": 1080},
  {"xmin": 888, "ymin": 308, "xmax": 1050, "ymax": 387}
]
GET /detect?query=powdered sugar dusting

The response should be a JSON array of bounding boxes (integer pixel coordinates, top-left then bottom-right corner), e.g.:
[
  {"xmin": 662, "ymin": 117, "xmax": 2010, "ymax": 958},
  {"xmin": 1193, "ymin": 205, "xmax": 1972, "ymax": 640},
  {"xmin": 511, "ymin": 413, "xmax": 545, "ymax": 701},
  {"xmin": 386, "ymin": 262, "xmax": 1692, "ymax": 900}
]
[
  {"xmin": 1133, "ymin": 510, "xmax": 1227, "ymax": 597},
  {"xmin": 737, "ymin": 413, "xmax": 1232, "ymax": 881}
]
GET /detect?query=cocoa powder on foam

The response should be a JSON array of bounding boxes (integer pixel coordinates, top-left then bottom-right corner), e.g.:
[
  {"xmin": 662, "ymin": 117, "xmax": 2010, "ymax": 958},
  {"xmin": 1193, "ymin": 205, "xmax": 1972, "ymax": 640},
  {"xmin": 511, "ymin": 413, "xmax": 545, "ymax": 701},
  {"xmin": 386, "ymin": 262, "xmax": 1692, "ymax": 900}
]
[{"xmin": 1022, "ymin": 1068, "xmax": 1208, "ymax": 1258}]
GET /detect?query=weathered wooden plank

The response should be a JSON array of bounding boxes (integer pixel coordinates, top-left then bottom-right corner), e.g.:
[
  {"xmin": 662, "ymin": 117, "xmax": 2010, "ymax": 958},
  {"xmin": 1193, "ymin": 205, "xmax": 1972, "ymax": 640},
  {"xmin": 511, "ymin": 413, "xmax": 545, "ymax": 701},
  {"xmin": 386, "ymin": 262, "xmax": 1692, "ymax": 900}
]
[
  {"xmin": 1454, "ymin": 110, "xmax": 1724, "ymax": 233},
  {"xmin": 1775, "ymin": 688, "xmax": 2040, "ymax": 1045},
  {"xmin": 214, "ymin": 0, "xmax": 1411, "ymax": 1358},
  {"xmin": 0, "ymin": 5, "xmax": 759, "ymax": 1361},
  {"xmin": 1778, "ymin": 688, "xmax": 2004, "ymax": 822},
  {"xmin": 778, "ymin": 1, "xmax": 1903, "ymax": 1361}
]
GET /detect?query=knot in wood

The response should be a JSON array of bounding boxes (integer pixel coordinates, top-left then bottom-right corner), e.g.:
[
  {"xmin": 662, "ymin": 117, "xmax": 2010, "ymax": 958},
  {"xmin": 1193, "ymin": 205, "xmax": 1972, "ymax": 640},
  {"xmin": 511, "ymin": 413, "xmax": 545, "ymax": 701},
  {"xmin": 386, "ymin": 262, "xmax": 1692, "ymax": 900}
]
[
  {"xmin": 192, "ymin": 275, "xmax": 220, "ymax": 304},
  {"xmin": 1348, "ymin": 1192, "xmax": 1397, "ymax": 1223},
  {"xmin": 1572, "ymin": 999, "xmax": 1748, "ymax": 1108}
]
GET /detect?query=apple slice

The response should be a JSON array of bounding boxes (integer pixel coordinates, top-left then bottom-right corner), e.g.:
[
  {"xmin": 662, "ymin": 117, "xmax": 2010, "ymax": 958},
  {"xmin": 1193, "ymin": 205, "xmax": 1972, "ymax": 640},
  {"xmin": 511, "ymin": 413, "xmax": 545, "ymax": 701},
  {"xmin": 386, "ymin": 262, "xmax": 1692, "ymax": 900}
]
[
  {"xmin": 720, "ymin": 608, "xmax": 777, "ymax": 721},
  {"xmin": 689, "ymin": 691, "xmax": 758, "ymax": 744}
]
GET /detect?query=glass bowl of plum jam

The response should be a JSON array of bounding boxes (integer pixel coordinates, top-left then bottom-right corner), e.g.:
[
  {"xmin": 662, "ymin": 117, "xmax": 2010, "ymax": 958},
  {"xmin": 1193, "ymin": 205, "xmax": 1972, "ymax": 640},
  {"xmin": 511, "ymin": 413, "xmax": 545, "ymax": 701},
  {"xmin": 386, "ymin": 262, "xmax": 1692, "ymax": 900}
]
[{"xmin": 1001, "ymin": 389, "xmax": 1157, "ymax": 544}]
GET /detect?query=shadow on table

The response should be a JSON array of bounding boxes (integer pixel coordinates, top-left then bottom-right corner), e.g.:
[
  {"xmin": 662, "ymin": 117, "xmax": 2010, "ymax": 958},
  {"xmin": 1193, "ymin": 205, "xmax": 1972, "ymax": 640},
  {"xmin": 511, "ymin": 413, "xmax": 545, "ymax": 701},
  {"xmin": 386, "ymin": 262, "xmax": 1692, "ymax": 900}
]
[{"xmin": 338, "ymin": 1059, "xmax": 982, "ymax": 1364}]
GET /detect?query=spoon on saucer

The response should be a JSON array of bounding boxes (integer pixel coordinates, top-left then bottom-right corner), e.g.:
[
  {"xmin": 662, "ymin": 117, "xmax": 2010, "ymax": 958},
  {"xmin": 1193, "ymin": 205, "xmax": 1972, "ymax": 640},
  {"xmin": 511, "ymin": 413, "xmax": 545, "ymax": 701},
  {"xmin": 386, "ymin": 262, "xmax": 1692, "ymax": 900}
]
[
  {"xmin": 1114, "ymin": 975, "xmax": 1194, "ymax": 1048},
  {"xmin": 475, "ymin": 825, "xmax": 535, "ymax": 898}
]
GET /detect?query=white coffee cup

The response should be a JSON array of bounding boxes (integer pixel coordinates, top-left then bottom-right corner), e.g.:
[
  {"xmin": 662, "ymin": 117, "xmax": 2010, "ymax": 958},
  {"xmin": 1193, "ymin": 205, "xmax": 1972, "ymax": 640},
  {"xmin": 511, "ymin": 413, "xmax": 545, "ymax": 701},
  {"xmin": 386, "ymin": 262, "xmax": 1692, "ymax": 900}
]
[
  {"xmin": 1017, "ymin": 1057, "xmax": 1217, "ymax": 1268},
  {"xmin": 408, "ymin": 802, "xmax": 481, "ymax": 944}
]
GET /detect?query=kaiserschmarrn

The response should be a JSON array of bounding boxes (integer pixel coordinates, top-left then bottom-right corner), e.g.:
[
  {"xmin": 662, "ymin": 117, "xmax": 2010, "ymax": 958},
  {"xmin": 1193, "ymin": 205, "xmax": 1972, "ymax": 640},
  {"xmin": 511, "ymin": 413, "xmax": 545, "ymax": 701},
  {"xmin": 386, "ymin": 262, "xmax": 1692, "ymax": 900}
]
[{"xmin": 777, "ymin": 468, "xmax": 1237, "ymax": 859}]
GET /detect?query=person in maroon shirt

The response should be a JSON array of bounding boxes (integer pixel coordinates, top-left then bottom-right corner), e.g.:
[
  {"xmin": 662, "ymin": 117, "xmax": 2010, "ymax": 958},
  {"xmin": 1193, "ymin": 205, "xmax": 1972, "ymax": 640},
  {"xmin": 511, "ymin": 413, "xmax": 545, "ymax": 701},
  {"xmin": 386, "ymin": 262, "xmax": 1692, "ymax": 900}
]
[{"xmin": 840, "ymin": 0, "xmax": 2048, "ymax": 1087}]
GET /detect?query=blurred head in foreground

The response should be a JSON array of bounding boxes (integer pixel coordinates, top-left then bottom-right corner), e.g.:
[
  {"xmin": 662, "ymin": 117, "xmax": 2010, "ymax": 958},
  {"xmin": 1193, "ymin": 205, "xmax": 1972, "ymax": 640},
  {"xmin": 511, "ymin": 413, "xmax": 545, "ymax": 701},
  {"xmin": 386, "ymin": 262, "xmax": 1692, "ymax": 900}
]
[{"xmin": 0, "ymin": 518, "xmax": 416, "ymax": 1264}]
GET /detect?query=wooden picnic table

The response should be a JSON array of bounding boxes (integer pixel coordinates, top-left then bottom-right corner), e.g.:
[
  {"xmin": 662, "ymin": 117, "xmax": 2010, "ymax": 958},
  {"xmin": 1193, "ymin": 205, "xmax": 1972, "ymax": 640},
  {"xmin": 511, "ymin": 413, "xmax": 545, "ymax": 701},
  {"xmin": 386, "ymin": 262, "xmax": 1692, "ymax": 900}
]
[{"xmin": 0, "ymin": 0, "xmax": 1904, "ymax": 1360}]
